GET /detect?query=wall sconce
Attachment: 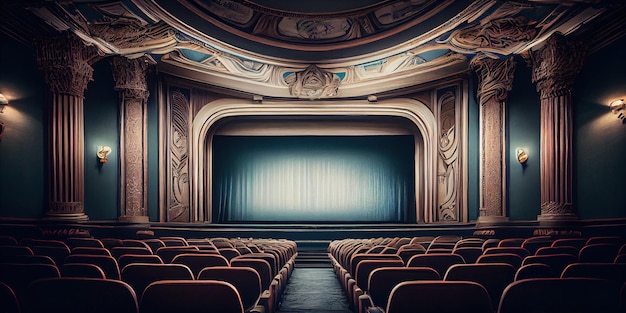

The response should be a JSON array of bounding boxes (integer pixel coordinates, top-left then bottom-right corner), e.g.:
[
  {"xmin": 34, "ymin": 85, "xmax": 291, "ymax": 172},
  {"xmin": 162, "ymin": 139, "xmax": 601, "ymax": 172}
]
[
  {"xmin": 516, "ymin": 148, "xmax": 528, "ymax": 165},
  {"xmin": 97, "ymin": 146, "xmax": 112, "ymax": 163},
  {"xmin": 0, "ymin": 93, "xmax": 8, "ymax": 113},
  {"xmin": 610, "ymin": 99, "xmax": 625, "ymax": 123}
]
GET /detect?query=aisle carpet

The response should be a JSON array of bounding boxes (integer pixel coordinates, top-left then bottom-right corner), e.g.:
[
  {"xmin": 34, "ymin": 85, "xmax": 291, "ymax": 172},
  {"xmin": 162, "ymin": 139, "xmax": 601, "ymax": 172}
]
[{"xmin": 277, "ymin": 267, "xmax": 352, "ymax": 313}]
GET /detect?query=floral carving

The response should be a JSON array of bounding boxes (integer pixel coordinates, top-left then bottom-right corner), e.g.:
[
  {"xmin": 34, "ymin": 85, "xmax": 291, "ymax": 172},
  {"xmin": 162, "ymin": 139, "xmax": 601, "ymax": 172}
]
[{"xmin": 285, "ymin": 65, "xmax": 341, "ymax": 99}]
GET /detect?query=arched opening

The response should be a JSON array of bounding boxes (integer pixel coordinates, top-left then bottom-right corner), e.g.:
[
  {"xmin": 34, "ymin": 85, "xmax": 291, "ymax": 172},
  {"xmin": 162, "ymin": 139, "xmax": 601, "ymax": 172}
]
[{"xmin": 191, "ymin": 99, "xmax": 438, "ymax": 223}]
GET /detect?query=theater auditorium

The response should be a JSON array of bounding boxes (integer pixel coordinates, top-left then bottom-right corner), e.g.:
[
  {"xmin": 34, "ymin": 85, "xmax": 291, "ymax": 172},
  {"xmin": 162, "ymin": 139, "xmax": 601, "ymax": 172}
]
[{"xmin": 0, "ymin": 1, "xmax": 625, "ymax": 312}]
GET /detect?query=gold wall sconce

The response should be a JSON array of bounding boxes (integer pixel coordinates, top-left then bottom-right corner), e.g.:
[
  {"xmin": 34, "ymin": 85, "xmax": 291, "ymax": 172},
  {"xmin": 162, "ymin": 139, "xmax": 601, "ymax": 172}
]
[
  {"xmin": 0, "ymin": 93, "xmax": 8, "ymax": 113},
  {"xmin": 516, "ymin": 148, "xmax": 528, "ymax": 165},
  {"xmin": 0, "ymin": 92, "xmax": 7, "ymax": 142},
  {"xmin": 97, "ymin": 146, "xmax": 112, "ymax": 163},
  {"xmin": 610, "ymin": 99, "xmax": 625, "ymax": 123}
]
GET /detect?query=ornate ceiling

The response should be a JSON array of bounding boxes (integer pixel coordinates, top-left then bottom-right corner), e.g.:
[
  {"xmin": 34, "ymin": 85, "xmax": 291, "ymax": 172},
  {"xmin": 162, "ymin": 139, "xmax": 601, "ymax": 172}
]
[{"xmin": 0, "ymin": 0, "xmax": 623, "ymax": 99}]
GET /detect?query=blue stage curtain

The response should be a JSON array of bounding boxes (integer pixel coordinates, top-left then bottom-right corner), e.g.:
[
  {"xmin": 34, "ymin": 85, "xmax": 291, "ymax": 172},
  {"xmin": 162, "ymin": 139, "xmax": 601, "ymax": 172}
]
[{"xmin": 212, "ymin": 136, "xmax": 415, "ymax": 222}]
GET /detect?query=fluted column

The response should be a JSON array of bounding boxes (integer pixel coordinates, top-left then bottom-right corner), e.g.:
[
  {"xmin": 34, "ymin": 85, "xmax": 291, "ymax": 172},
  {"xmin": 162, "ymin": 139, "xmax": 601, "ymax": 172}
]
[
  {"xmin": 528, "ymin": 33, "xmax": 587, "ymax": 224},
  {"xmin": 471, "ymin": 53, "xmax": 516, "ymax": 225},
  {"xmin": 111, "ymin": 56, "xmax": 153, "ymax": 223},
  {"xmin": 36, "ymin": 34, "xmax": 100, "ymax": 221}
]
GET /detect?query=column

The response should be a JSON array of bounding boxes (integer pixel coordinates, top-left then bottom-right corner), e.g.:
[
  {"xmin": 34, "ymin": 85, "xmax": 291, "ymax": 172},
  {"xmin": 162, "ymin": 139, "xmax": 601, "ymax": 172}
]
[
  {"xmin": 111, "ymin": 56, "xmax": 154, "ymax": 223},
  {"xmin": 470, "ymin": 53, "xmax": 516, "ymax": 225},
  {"xmin": 35, "ymin": 34, "xmax": 100, "ymax": 221},
  {"xmin": 528, "ymin": 33, "xmax": 587, "ymax": 224}
]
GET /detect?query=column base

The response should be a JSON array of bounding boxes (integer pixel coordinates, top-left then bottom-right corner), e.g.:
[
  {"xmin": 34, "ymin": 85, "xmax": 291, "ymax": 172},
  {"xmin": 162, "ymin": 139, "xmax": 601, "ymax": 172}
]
[
  {"xmin": 537, "ymin": 213, "xmax": 579, "ymax": 227},
  {"xmin": 43, "ymin": 212, "xmax": 89, "ymax": 222},
  {"xmin": 119, "ymin": 215, "xmax": 150, "ymax": 223},
  {"xmin": 476, "ymin": 215, "xmax": 509, "ymax": 227}
]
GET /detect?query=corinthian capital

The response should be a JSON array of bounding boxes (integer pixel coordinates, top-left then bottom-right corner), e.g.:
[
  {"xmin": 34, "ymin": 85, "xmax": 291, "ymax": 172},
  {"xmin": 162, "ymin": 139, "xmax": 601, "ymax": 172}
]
[
  {"xmin": 528, "ymin": 33, "xmax": 587, "ymax": 99},
  {"xmin": 470, "ymin": 53, "xmax": 516, "ymax": 107},
  {"xmin": 111, "ymin": 56, "xmax": 154, "ymax": 100},
  {"xmin": 35, "ymin": 33, "xmax": 101, "ymax": 96}
]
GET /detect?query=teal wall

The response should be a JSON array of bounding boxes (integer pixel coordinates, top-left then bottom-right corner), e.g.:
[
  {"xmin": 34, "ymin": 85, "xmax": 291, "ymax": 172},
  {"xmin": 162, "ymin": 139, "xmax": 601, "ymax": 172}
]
[
  {"xmin": 506, "ymin": 56, "xmax": 542, "ymax": 221},
  {"xmin": 1, "ymin": 31, "xmax": 624, "ymax": 223},
  {"xmin": 83, "ymin": 59, "xmax": 119, "ymax": 220},
  {"xmin": 467, "ymin": 77, "xmax": 480, "ymax": 221},
  {"xmin": 0, "ymin": 35, "xmax": 45, "ymax": 218},
  {"xmin": 573, "ymin": 38, "xmax": 626, "ymax": 219}
]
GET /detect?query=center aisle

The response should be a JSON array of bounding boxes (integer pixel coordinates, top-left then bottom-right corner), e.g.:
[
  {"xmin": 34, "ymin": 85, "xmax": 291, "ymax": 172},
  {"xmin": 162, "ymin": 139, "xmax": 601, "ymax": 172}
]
[{"xmin": 277, "ymin": 267, "xmax": 352, "ymax": 313}]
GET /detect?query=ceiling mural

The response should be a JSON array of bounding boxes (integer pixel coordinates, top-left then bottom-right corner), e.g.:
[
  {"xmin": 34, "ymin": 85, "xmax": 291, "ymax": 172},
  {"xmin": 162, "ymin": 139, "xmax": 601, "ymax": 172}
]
[{"xmin": 4, "ymin": 0, "xmax": 619, "ymax": 98}]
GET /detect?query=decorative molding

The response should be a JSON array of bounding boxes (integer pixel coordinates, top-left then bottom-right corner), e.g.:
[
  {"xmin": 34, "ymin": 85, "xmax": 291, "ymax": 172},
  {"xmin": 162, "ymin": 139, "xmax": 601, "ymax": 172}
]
[
  {"xmin": 470, "ymin": 53, "xmax": 516, "ymax": 107},
  {"xmin": 89, "ymin": 21, "xmax": 178, "ymax": 58},
  {"xmin": 444, "ymin": 16, "xmax": 538, "ymax": 55},
  {"xmin": 34, "ymin": 33, "xmax": 100, "ymax": 96},
  {"xmin": 437, "ymin": 91, "xmax": 459, "ymax": 222},
  {"xmin": 528, "ymin": 33, "xmax": 588, "ymax": 99},
  {"xmin": 285, "ymin": 65, "xmax": 342, "ymax": 99},
  {"xmin": 168, "ymin": 90, "xmax": 191, "ymax": 222},
  {"xmin": 471, "ymin": 54, "xmax": 516, "ymax": 220},
  {"xmin": 528, "ymin": 33, "xmax": 586, "ymax": 223},
  {"xmin": 112, "ymin": 56, "xmax": 153, "ymax": 221}
]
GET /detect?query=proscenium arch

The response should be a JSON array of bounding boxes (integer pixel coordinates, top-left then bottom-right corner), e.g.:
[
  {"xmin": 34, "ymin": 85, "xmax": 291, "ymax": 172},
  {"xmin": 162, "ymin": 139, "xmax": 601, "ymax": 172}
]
[{"xmin": 191, "ymin": 98, "xmax": 438, "ymax": 223}]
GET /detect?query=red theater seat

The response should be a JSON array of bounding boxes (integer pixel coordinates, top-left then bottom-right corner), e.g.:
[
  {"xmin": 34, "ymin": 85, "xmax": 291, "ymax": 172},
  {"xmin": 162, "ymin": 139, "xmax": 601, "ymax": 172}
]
[{"xmin": 140, "ymin": 280, "xmax": 244, "ymax": 313}]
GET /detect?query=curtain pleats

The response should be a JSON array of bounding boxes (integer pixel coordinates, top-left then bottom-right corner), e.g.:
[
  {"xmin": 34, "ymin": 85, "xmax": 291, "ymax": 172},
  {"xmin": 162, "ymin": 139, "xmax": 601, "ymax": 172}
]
[{"xmin": 213, "ymin": 136, "xmax": 415, "ymax": 222}]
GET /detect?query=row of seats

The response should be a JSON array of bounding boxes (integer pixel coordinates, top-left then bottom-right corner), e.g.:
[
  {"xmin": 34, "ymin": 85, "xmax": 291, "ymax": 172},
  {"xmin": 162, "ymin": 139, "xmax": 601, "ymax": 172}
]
[
  {"xmin": 0, "ymin": 235, "xmax": 297, "ymax": 313},
  {"xmin": 328, "ymin": 235, "xmax": 626, "ymax": 313}
]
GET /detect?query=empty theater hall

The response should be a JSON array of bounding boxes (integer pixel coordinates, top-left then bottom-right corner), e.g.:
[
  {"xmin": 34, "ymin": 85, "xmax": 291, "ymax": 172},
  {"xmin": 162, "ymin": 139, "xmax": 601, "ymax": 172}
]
[{"xmin": 0, "ymin": 1, "xmax": 626, "ymax": 312}]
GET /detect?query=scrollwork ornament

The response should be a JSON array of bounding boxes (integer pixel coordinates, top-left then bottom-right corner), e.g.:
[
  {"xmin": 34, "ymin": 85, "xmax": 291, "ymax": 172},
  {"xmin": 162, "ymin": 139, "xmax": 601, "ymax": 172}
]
[
  {"xmin": 285, "ymin": 65, "xmax": 342, "ymax": 99},
  {"xmin": 529, "ymin": 33, "xmax": 588, "ymax": 99},
  {"xmin": 111, "ymin": 56, "xmax": 152, "ymax": 101},
  {"xmin": 470, "ymin": 53, "xmax": 516, "ymax": 107}
]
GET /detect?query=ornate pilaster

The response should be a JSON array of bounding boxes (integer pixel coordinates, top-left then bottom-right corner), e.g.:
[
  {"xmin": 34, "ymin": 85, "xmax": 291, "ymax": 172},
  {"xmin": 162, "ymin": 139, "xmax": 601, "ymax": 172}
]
[
  {"xmin": 111, "ymin": 56, "xmax": 153, "ymax": 223},
  {"xmin": 35, "ymin": 33, "xmax": 100, "ymax": 221},
  {"xmin": 471, "ymin": 53, "xmax": 516, "ymax": 225},
  {"xmin": 528, "ymin": 33, "xmax": 587, "ymax": 224}
]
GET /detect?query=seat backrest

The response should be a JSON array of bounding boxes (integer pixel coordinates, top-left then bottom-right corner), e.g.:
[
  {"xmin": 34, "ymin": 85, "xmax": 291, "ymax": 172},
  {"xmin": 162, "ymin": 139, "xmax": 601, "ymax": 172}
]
[
  {"xmin": 522, "ymin": 254, "xmax": 577, "ymax": 274},
  {"xmin": 579, "ymin": 243, "xmax": 620, "ymax": 263},
  {"xmin": 521, "ymin": 238, "xmax": 554, "ymax": 255},
  {"xmin": 551, "ymin": 237, "xmax": 587, "ymax": 249},
  {"xmin": 354, "ymin": 259, "xmax": 404, "ymax": 291},
  {"xmin": 562, "ymin": 263, "xmax": 626, "ymax": 285},
  {"xmin": 477, "ymin": 253, "xmax": 523, "ymax": 269},
  {"xmin": 350, "ymin": 253, "xmax": 403, "ymax": 276},
  {"xmin": 514, "ymin": 263, "xmax": 557, "ymax": 281},
  {"xmin": 0, "ymin": 263, "xmax": 60, "ymax": 303},
  {"xmin": 586, "ymin": 236, "xmax": 624, "ymax": 246},
  {"xmin": 71, "ymin": 247, "xmax": 111, "ymax": 256},
  {"xmin": 0, "ymin": 281, "xmax": 20, "ymax": 313},
  {"xmin": 231, "ymin": 258, "xmax": 273, "ymax": 290},
  {"xmin": 484, "ymin": 247, "xmax": 530, "ymax": 258},
  {"xmin": 118, "ymin": 254, "xmax": 164, "ymax": 270},
  {"xmin": 497, "ymin": 238, "xmax": 525, "ymax": 247},
  {"xmin": 0, "ymin": 236, "xmax": 18, "ymax": 246},
  {"xmin": 218, "ymin": 248, "xmax": 242, "ymax": 261},
  {"xmin": 406, "ymin": 253, "xmax": 465, "ymax": 277},
  {"xmin": 235, "ymin": 253, "xmax": 278, "ymax": 278},
  {"xmin": 451, "ymin": 247, "xmax": 483, "ymax": 264},
  {"xmin": 198, "ymin": 266, "xmax": 261, "ymax": 312},
  {"xmin": 386, "ymin": 280, "xmax": 492, "ymax": 313},
  {"xmin": 65, "ymin": 237, "xmax": 105, "ymax": 249},
  {"xmin": 112, "ymin": 247, "xmax": 152, "ymax": 259},
  {"xmin": 155, "ymin": 246, "xmax": 200, "ymax": 263},
  {"xmin": 22, "ymin": 238, "xmax": 69, "ymax": 249},
  {"xmin": 142, "ymin": 239, "xmax": 166, "ymax": 253},
  {"xmin": 535, "ymin": 246, "xmax": 578, "ymax": 256},
  {"xmin": 498, "ymin": 278, "xmax": 621, "ymax": 313},
  {"xmin": 368, "ymin": 267, "xmax": 440, "ymax": 307},
  {"xmin": 31, "ymin": 245, "xmax": 70, "ymax": 266},
  {"xmin": 444, "ymin": 263, "xmax": 516, "ymax": 309},
  {"xmin": 0, "ymin": 245, "xmax": 34, "ymax": 257},
  {"xmin": 65, "ymin": 254, "xmax": 120, "ymax": 280},
  {"xmin": 23, "ymin": 277, "xmax": 138, "ymax": 313},
  {"xmin": 159, "ymin": 236, "xmax": 189, "ymax": 247},
  {"xmin": 140, "ymin": 280, "xmax": 244, "ymax": 313},
  {"xmin": 171, "ymin": 253, "xmax": 229, "ymax": 277},
  {"xmin": 121, "ymin": 263, "xmax": 194, "ymax": 299},
  {"xmin": 61, "ymin": 263, "xmax": 106, "ymax": 279}
]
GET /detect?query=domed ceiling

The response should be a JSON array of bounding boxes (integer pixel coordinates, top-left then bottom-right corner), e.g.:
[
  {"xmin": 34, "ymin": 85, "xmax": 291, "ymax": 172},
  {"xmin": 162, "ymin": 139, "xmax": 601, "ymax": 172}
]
[{"xmin": 2, "ymin": 0, "xmax": 622, "ymax": 99}]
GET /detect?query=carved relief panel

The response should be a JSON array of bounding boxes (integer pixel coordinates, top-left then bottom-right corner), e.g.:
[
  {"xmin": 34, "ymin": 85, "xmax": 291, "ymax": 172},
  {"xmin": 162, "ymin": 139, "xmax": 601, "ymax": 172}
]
[
  {"xmin": 166, "ymin": 89, "xmax": 191, "ymax": 222},
  {"xmin": 434, "ymin": 85, "xmax": 465, "ymax": 222}
]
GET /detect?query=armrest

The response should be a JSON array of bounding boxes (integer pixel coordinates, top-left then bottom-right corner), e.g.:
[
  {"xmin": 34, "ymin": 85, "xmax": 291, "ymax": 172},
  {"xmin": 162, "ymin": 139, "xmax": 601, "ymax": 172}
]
[
  {"xmin": 366, "ymin": 306, "xmax": 385, "ymax": 313},
  {"xmin": 358, "ymin": 294, "xmax": 374, "ymax": 313}
]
